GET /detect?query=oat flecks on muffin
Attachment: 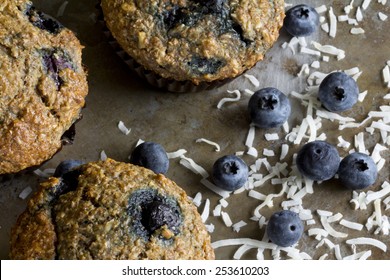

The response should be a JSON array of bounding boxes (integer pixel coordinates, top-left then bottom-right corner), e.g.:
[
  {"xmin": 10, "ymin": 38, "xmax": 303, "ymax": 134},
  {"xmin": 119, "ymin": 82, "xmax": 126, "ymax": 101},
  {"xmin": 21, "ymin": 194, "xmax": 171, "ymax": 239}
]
[
  {"xmin": 0, "ymin": 0, "xmax": 88, "ymax": 174},
  {"xmin": 101, "ymin": 0, "xmax": 285, "ymax": 85},
  {"xmin": 10, "ymin": 159, "xmax": 215, "ymax": 260}
]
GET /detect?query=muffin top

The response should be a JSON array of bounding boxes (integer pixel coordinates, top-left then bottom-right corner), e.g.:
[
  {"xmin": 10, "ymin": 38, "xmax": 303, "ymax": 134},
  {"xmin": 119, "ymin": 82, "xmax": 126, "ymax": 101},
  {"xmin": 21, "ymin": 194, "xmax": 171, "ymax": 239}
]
[
  {"xmin": 10, "ymin": 159, "xmax": 215, "ymax": 260},
  {"xmin": 101, "ymin": 0, "xmax": 285, "ymax": 84},
  {"xmin": 0, "ymin": 0, "xmax": 88, "ymax": 174}
]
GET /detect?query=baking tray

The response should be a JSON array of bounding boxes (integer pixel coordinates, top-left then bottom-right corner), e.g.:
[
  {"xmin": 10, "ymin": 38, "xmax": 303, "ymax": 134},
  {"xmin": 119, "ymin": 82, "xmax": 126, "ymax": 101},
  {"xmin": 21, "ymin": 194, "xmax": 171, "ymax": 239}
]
[{"xmin": 1, "ymin": 0, "xmax": 389, "ymax": 260}]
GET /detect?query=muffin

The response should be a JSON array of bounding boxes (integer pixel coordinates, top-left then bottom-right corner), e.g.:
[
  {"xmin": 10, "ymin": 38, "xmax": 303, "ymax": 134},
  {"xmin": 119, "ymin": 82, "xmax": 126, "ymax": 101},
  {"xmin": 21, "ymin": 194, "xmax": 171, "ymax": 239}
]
[
  {"xmin": 101, "ymin": 0, "xmax": 285, "ymax": 92},
  {"xmin": 9, "ymin": 159, "xmax": 215, "ymax": 260},
  {"xmin": 0, "ymin": 0, "xmax": 88, "ymax": 174}
]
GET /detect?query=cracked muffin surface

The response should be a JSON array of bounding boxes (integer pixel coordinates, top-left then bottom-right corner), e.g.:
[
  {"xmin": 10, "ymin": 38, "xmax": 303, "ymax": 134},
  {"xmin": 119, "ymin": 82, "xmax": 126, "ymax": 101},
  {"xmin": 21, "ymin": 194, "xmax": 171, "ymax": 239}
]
[
  {"xmin": 101, "ymin": 0, "xmax": 285, "ymax": 85},
  {"xmin": 0, "ymin": 0, "xmax": 88, "ymax": 174},
  {"xmin": 10, "ymin": 159, "xmax": 215, "ymax": 260}
]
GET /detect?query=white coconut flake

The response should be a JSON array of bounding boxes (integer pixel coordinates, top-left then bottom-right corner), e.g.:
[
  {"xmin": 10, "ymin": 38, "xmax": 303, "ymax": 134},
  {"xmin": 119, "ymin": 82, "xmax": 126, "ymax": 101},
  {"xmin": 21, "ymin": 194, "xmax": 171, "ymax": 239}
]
[
  {"xmin": 221, "ymin": 211, "xmax": 233, "ymax": 227},
  {"xmin": 308, "ymin": 228, "xmax": 329, "ymax": 238},
  {"xmin": 311, "ymin": 61, "xmax": 320, "ymax": 69},
  {"xmin": 317, "ymin": 109, "xmax": 355, "ymax": 122},
  {"xmin": 196, "ymin": 138, "xmax": 221, "ymax": 152},
  {"xmin": 319, "ymin": 254, "xmax": 329, "ymax": 260},
  {"xmin": 249, "ymin": 190, "xmax": 267, "ymax": 200},
  {"xmin": 233, "ymin": 221, "xmax": 248, "ymax": 233},
  {"xmin": 346, "ymin": 237, "xmax": 387, "ymax": 252},
  {"xmin": 356, "ymin": 7, "xmax": 363, "ymax": 21},
  {"xmin": 343, "ymin": 250, "xmax": 370, "ymax": 260},
  {"xmin": 205, "ymin": 224, "xmax": 215, "ymax": 233},
  {"xmin": 297, "ymin": 64, "xmax": 310, "ymax": 77},
  {"xmin": 263, "ymin": 149, "xmax": 275, "ymax": 157},
  {"xmin": 383, "ymin": 65, "xmax": 390, "ymax": 84},
  {"xmin": 244, "ymin": 74, "xmax": 260, "ymax": 88},
  {"xmin": 317, "ymin": 209, "xmax": 333, "ymax": 217},
  {"xmin": 220, "ymin": 238, "xmax": 267, "ymax": 251},
  {"xmin": 300, "ymin": 47, "xmax": 322, "ymax": 57},
  {"xmin": 358, "ymin": 90, "xmax": 368, "ymax": 102},
  {"xmin": 366, "ymin": 181, "xmax": 390, "ymax": 203},
  {"xmin": 315, "ymin": 5, "xmax": 327, "ymax": 14},
  {"xmin": 333, "ymin": 245, "xmax": 343, "ymax": 260},
  {"xmin": 19, "ymin": 187, "xmax": 32, "ymax": 200},
  {"xmin": 306, "ymin": 219, "xmax": 316, "ymax": 226},
  {"xmin": 362, "ymin": 0, "xmax": 371, "ymax": 10},
  {"xmin": 100, "ymin": 150, "xmax": 108, "ymax": 161},
  {"xmin": 56, "ymin": 1, "xmax": 69, "ymax": 17},
  {"xmin": 354, "ymin": 132, "xmax": 367, "ymax": 154},
  {"xmin": 320, "ymin": 217, "xmax": 348, "ymax": 238},
  {"xmin": 33, "ymin": 168, "xmax": 55, "ymax": 178},
  {"xmin": 338, "ymin": 15, "xmax": 349, "ymax": 22},
  {"xmin": 378, "ymin": 12, "xmax": 388, "ymax": 21},
  {"xmin": 329, "ymin": 7, "xmax": 337, "ymax": 38},
  {"xmin": 371, "ymin": 143, "xmax": 387, "ymax": 163},
  {"xmin": 359, "ymin": 250, "xmax": 372, "ymax": 260},
  {"xmin": 348, "ymin": 18, "xmax": 359, "ymax": 25},
  {"xmin": 200, "ymin": 199, "xmax": 210, "ymax": 223},
  {"xmin": 213, "ymin": 204, "xmax": 222, "ymax": 216},
  {"xmin": 327, "ymin": 213, "xmax": 343, "ymax": 223},
  {"xmin": 167, "ymin": 149, "xmax": 187, "ymax": 159},
  {"xmin": 200, "ymin": 178, "xmax": 231, "ymax": 199},
  {"xmin": 179, "ymin": 155, "xmax": 209, "ymax": 178},
  {"xmin": 337, "ymin": 136, "xmax": 351, "ymax": 149},
  {"xmin": 311, "ymin": 41, "xmax": 346, "ymax": 60},
  {"xmin": 265, "ymin": 133, "xmax": 279, "ymax": 141},
  {"xmin": 321, "ymin": 23, "xmax": 330, "ymax": 33},
  {"xmin": 192, "ymin": 192, "xmax": 202, "ymax": 207},
  {"xmin": 280, "ymin": 144, "xmax": 289, "ymax": 161},
  {"xmin": 340, "ymin": 219, "xmax": 364, "ymax": 231},
  {"xmin": 217, "ymin": 90, "xmax": 241, "ymax": 109},
  {"xmin": 118, "ymin": 121, "xmax": 131, "ymax": 135},
  {"xmin": 351, "ymin": 27, "xmax": 365, "ymax": 34},
  {"xmin": 233, "ymin": 245, "xmax": 254, "ymax": 260},
  {"xmin": 323, "ymin": 55, "xmax": 330, "ymax": 62}
]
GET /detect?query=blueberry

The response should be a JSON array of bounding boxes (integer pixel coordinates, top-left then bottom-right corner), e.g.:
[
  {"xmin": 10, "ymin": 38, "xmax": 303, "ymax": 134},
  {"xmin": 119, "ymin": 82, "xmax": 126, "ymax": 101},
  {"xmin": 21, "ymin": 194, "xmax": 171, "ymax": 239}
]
[
  {"xmin": 248, "ymin": 87, "xmax": 291, "ymax": 129},
  {"xmin": 212, "ymin": 155, "xmax": 248, "ymax": 191},
  {"xmin": 338, "ymin": 153, "xmax": 378, "ymax": 190},
  {"xmin": 25, "ymin": 5, "xmax": 63, "ymax": 34},
  {"xmin": 54, "ymin": 160, "xmax": 84, "ymax": 177},
  {"xmin": 129, "ymin": 142, "xmax": 169, "ymax": 174},
  {"xmin": 296, "ymin": 141, "xmax": 340, "ymax": 181},
  {"xmin": 41, "ymin": 49, "xmax": 74, "ymax": 89},
  {"xmin": 318, "ymin": 72, "xmax": 359, "ymax": 112},
  {"xmin": 284, "ymin": 4, "xmax": 319, "ymax": 37},
  {"xmin": 267, "ymin": 210, "xmax": 304, "ymax": 247},
  {"xmin": 128, "ymin": 189, "xmax": 182, "ymax": 240},
  {"xmin": 196, "ymin": 0, "xmax": 226, "ymax": 13},
  {"xmin": 188, "ymin": 56, "xmax": 226, "ymax": 75},
  {"xmin": 142, "ymin": 201, "xmax": 182, "ymax": 234}
]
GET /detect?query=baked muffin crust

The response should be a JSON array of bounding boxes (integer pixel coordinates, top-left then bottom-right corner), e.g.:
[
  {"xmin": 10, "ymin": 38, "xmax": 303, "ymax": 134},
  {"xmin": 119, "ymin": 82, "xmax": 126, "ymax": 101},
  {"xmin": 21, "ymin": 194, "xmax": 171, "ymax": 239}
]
[
  {"xmin": 10, "ymin": 159, "xmax": 215, "ymax": 260},
  {"xmin": 0, "ymin": 0, "xmax": 88, "ymax": 174},
  {"xmin": 101, "ymin": 0, "xmax": 285, "ymax": 84}
]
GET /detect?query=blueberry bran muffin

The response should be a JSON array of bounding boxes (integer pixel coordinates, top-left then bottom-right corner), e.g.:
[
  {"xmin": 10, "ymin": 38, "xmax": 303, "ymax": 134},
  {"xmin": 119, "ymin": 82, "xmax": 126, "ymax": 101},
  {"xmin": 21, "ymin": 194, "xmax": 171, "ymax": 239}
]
[
  {"xmin": 0, "ymin": 0, "xmax": 88, "ymax": 174},
  {"xmin": 101, "ymin": 0, "xmax": 285, "ymax": 88},
  {"xmin": 9, "ymin": 159, "xmax": 215, "ymax": 260}
]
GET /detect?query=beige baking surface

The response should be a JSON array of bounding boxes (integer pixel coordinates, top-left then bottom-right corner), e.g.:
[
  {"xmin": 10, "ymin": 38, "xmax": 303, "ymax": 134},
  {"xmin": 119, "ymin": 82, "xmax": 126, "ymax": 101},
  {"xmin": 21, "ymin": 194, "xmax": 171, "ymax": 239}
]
[{"xmin": 1, "ymin": 0, "xmax": 389, "ymax": 260}]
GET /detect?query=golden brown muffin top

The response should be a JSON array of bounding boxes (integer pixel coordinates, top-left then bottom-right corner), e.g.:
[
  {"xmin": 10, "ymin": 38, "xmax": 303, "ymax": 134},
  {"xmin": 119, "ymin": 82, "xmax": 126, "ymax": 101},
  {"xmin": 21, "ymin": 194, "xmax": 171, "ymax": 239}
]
[
  {"xmin": 102, "ymin": 0, "xmax": 285, "ymax": 84},
  {"xmin": 10, "ymin": 159, "xmax": 215, "ymax": 260},
  {"xmin": 0, "ymin": 0, "xmax": 88, "ymax": 174}
]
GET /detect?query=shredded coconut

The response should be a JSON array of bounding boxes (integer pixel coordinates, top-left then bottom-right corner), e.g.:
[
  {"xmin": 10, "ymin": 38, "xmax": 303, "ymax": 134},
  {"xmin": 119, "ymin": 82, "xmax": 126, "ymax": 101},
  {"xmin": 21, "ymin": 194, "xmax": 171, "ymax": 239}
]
[
  {"xmin": 217, "ymin": 90, "xmax": 241, "ymax": 109},
  {"xmin": 195, "ymin": 138, "xmax": 221, "ymax": 152}
]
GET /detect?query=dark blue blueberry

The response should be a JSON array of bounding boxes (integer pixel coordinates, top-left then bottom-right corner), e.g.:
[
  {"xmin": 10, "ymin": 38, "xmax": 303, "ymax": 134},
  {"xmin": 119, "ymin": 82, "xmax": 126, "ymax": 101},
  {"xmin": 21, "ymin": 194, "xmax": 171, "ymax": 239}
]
[
  {"xmin": 318, "ymin": 72, "xmax": 359, "ymax": 112},
  {"xmin": 248, "ymin": 87, "xmax": 291, "ymax": 129},
  {"xmin": 196, "ymin": 0, "xmax": 226, "ymax": 13},
  {"xmin": 129, "ymin": 142, "xmax": 169, "ymax": 174},
  {"xmin": 338, "ymin": 152, "xmax": 378, "ymax": 190},
  {"xmin": 284, "ymin": 4, "xmax": 319, "ymax": 37},
  {"xmin": 296, "ymin": 141, "xmax": 340, "ymax": 181},
  {"xmin": 128, "ymin": 189, "xmax": 182, "ymax": 240},
  {"xmin": 51, "ymin": 160, "xmax": 84, "ymax": 198},
  {"xmin": 54, "ymin": 160, "xmax": 84, "ymax": 177},
  {"xmin": 142, "ymin": 201, "xmax": 182, "ymax": 234},
  {"xmin": 188, "ymin": 56, "xmax": 226, "ymax": 75},
  {"xmin": 42, "ymin": 49, "xmax": 74, "ymax": 89},
  {"xmin": 212, "ymin": 155, "xmax": 248, "ymax": 191},
  {"xmin": 267, "ymin": 210, "xmax": 304, "ymax": 247},
  {"xmin": 25, "ymin": 5, "xmax": 63, "ymax": 34}
]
